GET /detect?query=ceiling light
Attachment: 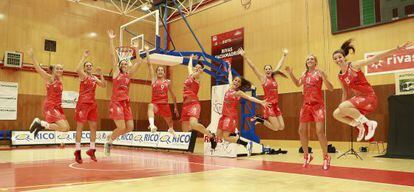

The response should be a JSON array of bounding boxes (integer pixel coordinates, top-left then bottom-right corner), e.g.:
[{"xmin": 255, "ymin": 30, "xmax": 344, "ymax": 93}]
[{"xmin": 88, "ymin": 32, "xmax": 97, "ymax": 38}]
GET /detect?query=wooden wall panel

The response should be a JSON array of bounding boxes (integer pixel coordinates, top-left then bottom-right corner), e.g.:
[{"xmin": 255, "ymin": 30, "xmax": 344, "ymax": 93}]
[{"xmin": 169, "ymin": 0, "xmax": 414, "ymax": 102}]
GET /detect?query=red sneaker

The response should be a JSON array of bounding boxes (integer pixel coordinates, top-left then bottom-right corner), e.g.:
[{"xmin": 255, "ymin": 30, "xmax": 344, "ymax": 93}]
[
  {"xmin": 323, "ymin": 154, "xmax": 331, "ymax": 170},
  {"xmin": 303, "ymin": 153, "xmax": 313, "ymax": 168},
  {"xmin": 74, "ymin": 150, "xmax": 83, "ymax": 164},
  {"xmin": 86, "ymin": 149, "xmax": 97, "ymax": 162}
]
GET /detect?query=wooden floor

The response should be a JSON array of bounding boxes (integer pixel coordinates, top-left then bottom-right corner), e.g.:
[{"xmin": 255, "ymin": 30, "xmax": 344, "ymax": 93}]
[{"xmin": 1, "ymin": 139, "xmax": 414, "ymax": 192}]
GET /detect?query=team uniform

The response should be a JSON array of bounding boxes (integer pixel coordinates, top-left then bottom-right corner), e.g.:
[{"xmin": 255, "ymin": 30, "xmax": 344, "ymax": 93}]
[
  {"xmin": 262, "ymin": 77, "xmax": 282, "ymax": 118},
  {"xmin": 299, "ymin": 70, "xmax": 325, "ymax": 123},
  {"xmin": 43, "ymin": 79, "xmax": 66, "ymax": 123},
  {"xmin": 151, "ymin": 79, "xmax": 172, "ymax": 117},
  {"xmin": 181, "ymin": 76, "xmax": 201, "ymax": 121},
  {"xmin": 75, "ymin": 76, "xmax": 98, "ymax": 123},
  {"xmin": 218, "ymin": 89, "xmax": 240, "ymax": 133},
  {"xmin": 109, "ymin": 73, "xmax": 133, "ymax": 120},
  {"xmin": 338, "ymin": 63, "xmax": 377, "ymax": 115}
]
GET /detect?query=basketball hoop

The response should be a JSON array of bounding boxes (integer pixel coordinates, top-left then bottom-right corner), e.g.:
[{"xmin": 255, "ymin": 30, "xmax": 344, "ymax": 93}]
[{"xmin": 115, "ymin": 46, "xmax": 136, "ymax": 64}]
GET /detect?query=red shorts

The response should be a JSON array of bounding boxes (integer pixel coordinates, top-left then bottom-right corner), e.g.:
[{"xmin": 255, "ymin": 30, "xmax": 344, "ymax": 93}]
[
  {"xmin": 348, "ymin": 95, "xmax": 378, "ymax": 115},
  {"xmin": 109, "ymin": 100, "xmax": 133, "ymax": 120},
  {"xmin": 217, "ymin": 116, "xmax": 238, "ymax": 133},
  {"xmin": 75, "ymin": 102, "xmax": 98, "ymax": 123},
  {"xmin": 263, "ymin": 102, "xmax": 282, "ymax": 118},
  {"xmin": 180, "ymin": 101, "xmax": 201, "ymax": 122},
  {"xmin": 43, "ymin": 105, "xmax": 66, "ymax": 123},
  {"xmin": 300, "ymin": 103, "xmax": 325, "ymax": 123},
  {"xmin": 152, "ymin": 103, "xmax": 172, "ymax": 117}
]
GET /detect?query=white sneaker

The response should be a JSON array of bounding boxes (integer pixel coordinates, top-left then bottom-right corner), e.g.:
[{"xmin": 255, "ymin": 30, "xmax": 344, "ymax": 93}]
[
  {"xmin": 323, "ymin": 155, "xmax": 331, "ymax": 170},
  {"xmin": 356, "ymin": 124, "xmax": 365, "ymax": 142},
  {"xmin": 364, "ymin": 120, "xmax": 378, "ymax": 141},
  {"xmin": 246, "ymin": 141, "xmax": 253, "ymax": 156},
  {"xmin": 303, "ymin": 153, "xmax": 313, "ymax": 168},
  {"xmin": 148, "ymin": 125, "xmax": 158, "ymax": 133}
]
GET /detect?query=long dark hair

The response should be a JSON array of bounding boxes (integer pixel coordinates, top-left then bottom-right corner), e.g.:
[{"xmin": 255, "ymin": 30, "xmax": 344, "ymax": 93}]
[
  {"xmin": 333, "ymin": 39, "xmax": 355, "ymax": 57},
  {"xmin": 234, "ymin": 76, "xmax": 252, "ymax": 92},
  {"xmin": 264, "ymin": 65, "xmax": 288, "ymax": 78},
  {"xmin": 48, "ymin": 65, "xmax": 55, "ymax": 73},
  {"xmin": 118, "ymin": 59, "xmax": 128, "ymax": 73}
]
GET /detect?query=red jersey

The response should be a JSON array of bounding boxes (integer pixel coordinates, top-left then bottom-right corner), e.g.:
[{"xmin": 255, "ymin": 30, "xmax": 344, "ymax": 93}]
[
  {"xmin": 111, "ymin": 73, "xmax": 130, "ymax": 101},
  {"xmin": 338, "ymin": 63, "xmax": 375, "ymax": 96},
  {"xmin": 45, "ymin": 79, "xmax": 63, "ymax": 107},
  {"xmin": 183, "ymin": 75, "xmax": 199, "ymax": 101},
  {"xmin": 78, "ymin": 76, "xmax": 97, "ymax": 104},
  {"xmin": 301, "ymin": 70, "xmax": 323, "ymax": 105},
  {"xmin": 221, "ymin": 88, "xmax": 240, "ymax": 118},
  {"xmin": 262, "ymin": 77, "xmax": 278, "ymax": 103},
  {"xmin": 152, "ymin": 79, "xmax": 169, "ymax": 104}
]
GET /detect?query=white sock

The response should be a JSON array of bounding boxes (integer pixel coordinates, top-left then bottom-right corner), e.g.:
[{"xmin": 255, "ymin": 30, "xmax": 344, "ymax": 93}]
[
  {"xmin": 90, "ymin": 142, "xmax": 95, "ymax": 149},
  {"xmin": 356, "ymin": 115, "xmax": 369, "ymax": 124},
  {"xmin": 149, "ymin": 117, "xmax": 155, "ymax": 127},
  {"xmin": 75, "ymin": 142, "xmax": 81, "ymax": 150},
  {"xmin": 168, "ymin": 127, "xmax": 174, "ymax": 131},
  {"xmin": 40, "ymin": 121, "xmax": 49, "ymax": 129}
]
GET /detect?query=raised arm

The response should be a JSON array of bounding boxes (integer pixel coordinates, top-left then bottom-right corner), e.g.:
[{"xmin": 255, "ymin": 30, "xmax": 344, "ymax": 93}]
[
  {"xmin": 318, "ymin": 69, "xmax": 334, "ymax": 91},
  {"xmin": 227, "ymin": 62, "xmax": 233, "ymax": 83},
  {"xmin": 187, "ymin": 54, "xmax": 194, "ymax": 75},
  {"xmin": 167, "ymin": 80, "xmax": 179, "ymax": 118},
  {"xmin": 236, "ymin": 90, "xmax": 270, "ymax": 109},
  {"xmin": 352, "ymin": 41, "xmax": 413, "ymax": 69},
  {"xmin": 274, "ymin": 49, "xmax": 288, "ymax": 72},
  {"xmin": 107, "ymin": 30, "xmax": 119, "ymax": 78},
  {"xmin": 128, "ymin": 43, "xmax": 143, "ymax": 75},
  {"xmin": 145, "ymin": 46, "xmax": 156, "ymax": 84},
  {"xmin": 76, "ymin": 50, "xmax": 90, "ymax": 80},
  {"xmin": 27, "ymin": 49, "xmax": 52, "ymax": 81},
  {"xmin": 285, "ymin": 66, "xmax": 302, "ymax": 87},
  {"xmin": 239, "ymin": 48, "xmax": 265, "ymax": 82},
  {"xmin": 94, "ymin": 67, "xmax": 107, "ymax": 88}
]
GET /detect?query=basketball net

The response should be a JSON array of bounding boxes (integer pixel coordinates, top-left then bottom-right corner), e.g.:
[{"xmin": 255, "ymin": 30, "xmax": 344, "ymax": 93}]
[{"xmin": 115, "ymin": 46, "xmax": 136, "ymax": 65}]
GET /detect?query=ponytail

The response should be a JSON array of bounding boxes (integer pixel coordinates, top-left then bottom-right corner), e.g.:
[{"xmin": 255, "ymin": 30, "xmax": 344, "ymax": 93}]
[
  {"xmin": 48, "ymin": 65, "xmax": 55, "ymax": 73},
  {"xmin": 234, "ymin": 76, "xmax": 252, "ymax": 92},
  {"xmin": 333, "ymin": 39, "xmax": 355, "ymax": 57}
]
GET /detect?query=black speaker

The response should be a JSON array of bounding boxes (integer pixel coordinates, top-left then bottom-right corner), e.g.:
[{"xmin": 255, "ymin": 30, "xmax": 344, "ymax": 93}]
[
  {"xmin": 44, "ymin": 39, "xmax": 56, "ymax": 52},
  {"xmin": 299, "ymin": 146, "xmax": 312, "ymax": 153}
]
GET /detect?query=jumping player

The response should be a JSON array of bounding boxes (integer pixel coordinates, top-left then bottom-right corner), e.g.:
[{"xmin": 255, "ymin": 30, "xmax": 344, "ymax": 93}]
[
  {"xmin": 240, "ymin": 48, "xmax": 288, "ymax": 131},
  {"xmin": 180, "ymin": 55, "xmax": 216, "ymax": 148},
  {"xmin": 104, "ymin": 30, "xmax": 143, "ymax": 156},
  {"xmin": 332, "ymin": 39, "xmax": 412, "ymax": 142},
  {"xmin": 28, "ymin": 49, "xmax": 71, "ymax": 137},
  {"xmin": 74, "ymin": 50, "xmax": 106, "ymax": 163},
  {"xmin": 146, "ymin": 47, "xmax": 179, "ymax": 135},
  {"xmin": 216, "ymin": 63, "xmax": 270, "ymax": 156},
  {"xmin": 285, "ymin": 54, "xmax": 334, "ymax": 170}
]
